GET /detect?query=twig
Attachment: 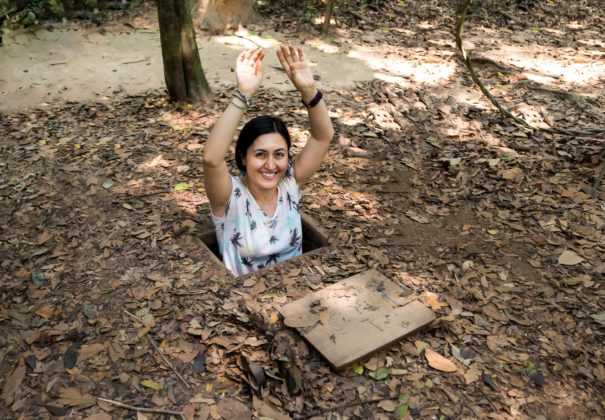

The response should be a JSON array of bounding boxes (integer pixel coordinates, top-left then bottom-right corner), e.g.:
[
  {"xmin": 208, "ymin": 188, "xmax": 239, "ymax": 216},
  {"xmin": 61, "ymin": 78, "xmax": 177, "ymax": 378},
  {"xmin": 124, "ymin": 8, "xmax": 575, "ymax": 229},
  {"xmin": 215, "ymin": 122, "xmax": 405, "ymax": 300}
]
[
  {"xmin": 123, "ymin": 309, "xmax": 143, "ymax": 323},
  {"xmin": 232, "ymin": 34, "xmax": 263, "ymax": 49},
  {"xmin": 97, "ymin": 397, "xmax": 185, "ymax": 419},
  {"xmin": 173, "ymin": 290, "xmax": 209, "ymax": 296},
  {"xmin": 147, "ymin": 336, "xmax": 191, "ymax": 389},
  {"xmin": 49, "ymin": 62, "xmax": 67, "ymax": 66},
  {"xmin": 302, "ymin": 397, "xmax": 399, "ymax": 418},
  {"xmin": 122, "ymin": 58, "xmax": 149, "ymax": 64}
]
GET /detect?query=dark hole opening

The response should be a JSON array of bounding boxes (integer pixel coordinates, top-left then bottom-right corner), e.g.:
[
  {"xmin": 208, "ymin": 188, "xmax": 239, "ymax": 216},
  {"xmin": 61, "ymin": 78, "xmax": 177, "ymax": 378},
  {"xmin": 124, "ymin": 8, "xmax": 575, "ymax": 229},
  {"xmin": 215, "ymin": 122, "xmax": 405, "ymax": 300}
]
[{"xmin": 199, "ymin": 214, "xmax": 329, "ymax": 268}]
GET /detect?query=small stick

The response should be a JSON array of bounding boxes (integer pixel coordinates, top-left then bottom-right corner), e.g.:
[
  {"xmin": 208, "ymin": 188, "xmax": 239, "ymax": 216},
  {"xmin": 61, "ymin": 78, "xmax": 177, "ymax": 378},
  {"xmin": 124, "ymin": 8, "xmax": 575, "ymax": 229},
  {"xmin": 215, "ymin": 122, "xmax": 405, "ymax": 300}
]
[
  {"xmin": 122, "ymin": 58, "xmax": 149, "ymax": 64},
  {"xmin": 123, "ymin": 309, "xmax": 143, "ymax": 323},
  {"xmin": 97, "ymin": 397, "xmax": 185, "ymax": 419},
  {"xmin": 173, "ymin": 290, "xmax": 208, "ymax": 296},
  {"xmin": 232, "ymin": 34, "xmax": 263, "ymax": 49},
  {"xmin": 147, "ymin": 336, "xmax": 191, "ymax": 389}
]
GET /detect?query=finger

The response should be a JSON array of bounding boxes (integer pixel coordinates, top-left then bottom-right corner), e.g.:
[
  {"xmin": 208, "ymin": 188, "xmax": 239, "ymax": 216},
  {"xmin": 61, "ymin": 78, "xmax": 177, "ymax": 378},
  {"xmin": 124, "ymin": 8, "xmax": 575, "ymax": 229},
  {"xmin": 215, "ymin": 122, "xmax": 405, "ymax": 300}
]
[
  {"xmin": 297, "ymin": 47, "xmax": 305, "ymax": 62},
  {"xmin": 281, "ymin": 44, "xmax": 295, "ymax": 66},
  {"xmin": 254, "ymin": 58, "xmax": 263, "ymax": 75},
  {"xmin": 288, "ymin": 45, "xmax": 298, "ymax": 62},
  {"xmin": 238, "ymin": 50, "xmax": 246, "ymax": 62},
  {"xmin": 276, "ymin": 47, "xmax": 291, "ymax": 74},
  {"xmin": 244, "ymin": 48, "xmax": 257, "ymax": 61},
  {"xmin": 252, "ymin": 48, "xmax": 264, "ymax": 62}
]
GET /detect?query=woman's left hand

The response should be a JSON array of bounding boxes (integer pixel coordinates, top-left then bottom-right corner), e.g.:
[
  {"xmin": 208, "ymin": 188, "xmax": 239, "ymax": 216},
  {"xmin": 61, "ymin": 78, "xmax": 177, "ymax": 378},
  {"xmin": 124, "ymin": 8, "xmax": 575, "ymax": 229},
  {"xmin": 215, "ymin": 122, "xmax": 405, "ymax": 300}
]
[{"xmin": 276, "ymin": 45, "xmax": 317, "ymax": 103}]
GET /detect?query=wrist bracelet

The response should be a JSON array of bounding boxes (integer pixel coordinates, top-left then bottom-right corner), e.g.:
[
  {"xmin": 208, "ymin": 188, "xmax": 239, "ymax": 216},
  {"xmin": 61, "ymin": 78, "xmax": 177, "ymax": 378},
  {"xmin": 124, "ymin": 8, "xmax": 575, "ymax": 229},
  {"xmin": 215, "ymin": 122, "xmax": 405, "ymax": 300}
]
[
  {"xmin": 231, "ymin": 99, "xmax": 245, "ymax": 110},
  {"xmin": 234, "ymin": 89, "xmax": 252, "ymax": 107},
  {"xmin": 302, "ymin": 89, "xmax": 323, "ymax": 108}
]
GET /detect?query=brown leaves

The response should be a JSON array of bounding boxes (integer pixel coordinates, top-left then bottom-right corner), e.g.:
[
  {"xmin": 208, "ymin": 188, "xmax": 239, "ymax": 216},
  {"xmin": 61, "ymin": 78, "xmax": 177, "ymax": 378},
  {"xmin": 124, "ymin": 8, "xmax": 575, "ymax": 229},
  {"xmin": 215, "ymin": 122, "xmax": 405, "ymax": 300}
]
[
  {"xmin": 557, "ymin": 250, "xmax": 584, "ymax": 266},
  {"xmin": 2, "ymin": 362, "xmax": 26, "ymax": 406},
  {"xmin": 424, "ymin": 348, "xmax": 457, "ymax": 373},
  {"xmin": 56, "ymin": 387, "xmax": 95, "ymax": 408}
]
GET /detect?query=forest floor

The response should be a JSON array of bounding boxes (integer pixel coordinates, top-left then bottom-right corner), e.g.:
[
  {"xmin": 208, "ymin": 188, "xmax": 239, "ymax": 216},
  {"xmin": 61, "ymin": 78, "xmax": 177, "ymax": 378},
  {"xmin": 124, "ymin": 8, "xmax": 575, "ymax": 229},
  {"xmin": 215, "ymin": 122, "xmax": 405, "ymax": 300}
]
[{"xmin": 1, "ymin": 0, "xmax": 605, "ymax": 419}]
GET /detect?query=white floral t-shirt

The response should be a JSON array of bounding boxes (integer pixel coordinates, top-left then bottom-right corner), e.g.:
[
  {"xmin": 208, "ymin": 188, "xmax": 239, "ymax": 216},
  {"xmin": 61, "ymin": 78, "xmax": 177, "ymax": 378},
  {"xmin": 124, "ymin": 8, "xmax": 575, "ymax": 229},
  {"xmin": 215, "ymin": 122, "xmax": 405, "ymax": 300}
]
[{"xmin": 211, "ymin": 162, "xmax": 302, "ymax": 276}]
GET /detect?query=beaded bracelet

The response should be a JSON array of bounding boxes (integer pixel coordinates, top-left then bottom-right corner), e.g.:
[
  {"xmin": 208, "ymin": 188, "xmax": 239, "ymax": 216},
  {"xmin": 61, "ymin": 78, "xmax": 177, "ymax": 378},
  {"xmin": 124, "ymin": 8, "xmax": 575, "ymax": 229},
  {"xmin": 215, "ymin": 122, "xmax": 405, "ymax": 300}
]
[
  {"xmin": 231, "ymin": 99, "xmax": 245, "ymax": 110},
  {"xmin": 234, "ymin": 89, "xmax": 251, "ymax": 107}
]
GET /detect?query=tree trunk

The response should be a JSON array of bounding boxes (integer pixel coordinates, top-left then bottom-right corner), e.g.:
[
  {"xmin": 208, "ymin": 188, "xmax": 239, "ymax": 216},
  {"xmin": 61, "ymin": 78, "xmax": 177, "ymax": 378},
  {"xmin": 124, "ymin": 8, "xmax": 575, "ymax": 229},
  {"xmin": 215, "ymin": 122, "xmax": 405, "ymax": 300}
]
[
  {"xmin": 322, "ymin": 0, "xmax": 336, "ymax": 35},
  {"xmin": 156, "ymin": 0, "xmax": 212, "ymax": 103}
]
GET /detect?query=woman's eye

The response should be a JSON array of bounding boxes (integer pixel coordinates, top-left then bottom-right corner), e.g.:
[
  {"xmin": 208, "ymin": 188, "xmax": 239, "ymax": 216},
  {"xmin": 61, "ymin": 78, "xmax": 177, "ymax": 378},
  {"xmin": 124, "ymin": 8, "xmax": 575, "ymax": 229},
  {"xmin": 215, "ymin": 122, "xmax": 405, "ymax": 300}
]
[{"xmin": 255, "ymin": 152, "xmax": 265, "ymax": 158}]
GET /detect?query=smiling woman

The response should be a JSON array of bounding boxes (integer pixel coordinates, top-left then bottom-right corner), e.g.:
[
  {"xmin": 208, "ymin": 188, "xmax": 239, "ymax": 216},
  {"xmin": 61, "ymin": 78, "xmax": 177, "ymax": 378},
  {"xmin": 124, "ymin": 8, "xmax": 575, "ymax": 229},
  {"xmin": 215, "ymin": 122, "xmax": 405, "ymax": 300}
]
[{"xmin": 202, "ymin": 45, "xmax": 335, "ymax": 276}]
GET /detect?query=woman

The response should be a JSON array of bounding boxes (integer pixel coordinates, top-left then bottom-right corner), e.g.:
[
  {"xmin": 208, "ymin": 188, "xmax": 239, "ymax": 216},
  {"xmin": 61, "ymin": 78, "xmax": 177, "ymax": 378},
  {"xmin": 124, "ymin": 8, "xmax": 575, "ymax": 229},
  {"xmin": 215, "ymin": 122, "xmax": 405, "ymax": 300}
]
[{"xmin": 203, "ymin": 45, "xmax": 334, "ymax": 276}]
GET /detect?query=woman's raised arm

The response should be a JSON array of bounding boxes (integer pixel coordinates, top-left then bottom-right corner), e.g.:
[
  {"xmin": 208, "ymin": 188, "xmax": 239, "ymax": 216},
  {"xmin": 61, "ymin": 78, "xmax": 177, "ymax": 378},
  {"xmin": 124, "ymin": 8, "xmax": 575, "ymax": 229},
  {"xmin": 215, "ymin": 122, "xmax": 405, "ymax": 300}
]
[
  {"xmin": 276, "ymin": 45, "xmax": 334, "ymax": 186},
  {"xmin": 203, "ymin": 48, "xmax": 265, "ymax": 217}
]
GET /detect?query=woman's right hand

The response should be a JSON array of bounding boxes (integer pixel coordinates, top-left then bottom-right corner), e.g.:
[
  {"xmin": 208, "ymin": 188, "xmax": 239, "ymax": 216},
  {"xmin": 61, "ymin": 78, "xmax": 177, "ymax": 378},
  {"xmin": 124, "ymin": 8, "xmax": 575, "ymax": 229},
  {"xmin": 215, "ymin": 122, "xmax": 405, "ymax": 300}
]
[{"xmin": 236, "ymin": 48, "xmax": 265, "ymax": 97}]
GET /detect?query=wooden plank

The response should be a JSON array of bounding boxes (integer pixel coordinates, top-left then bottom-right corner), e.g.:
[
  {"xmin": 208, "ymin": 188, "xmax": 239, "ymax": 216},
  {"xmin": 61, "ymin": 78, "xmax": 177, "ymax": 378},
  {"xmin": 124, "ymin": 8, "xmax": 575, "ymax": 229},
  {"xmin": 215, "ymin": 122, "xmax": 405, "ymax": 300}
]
[{"xmin": 279, "ymin": 269, "xmax": 435, "ymax": 369}]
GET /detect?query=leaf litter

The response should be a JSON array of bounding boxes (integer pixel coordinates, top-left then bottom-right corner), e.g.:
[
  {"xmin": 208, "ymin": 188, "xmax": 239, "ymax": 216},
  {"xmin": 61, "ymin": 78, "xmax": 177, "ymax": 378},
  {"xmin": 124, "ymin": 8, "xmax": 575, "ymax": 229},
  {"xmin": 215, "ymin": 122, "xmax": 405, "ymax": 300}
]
[{"xmin": 1, "ymin": 0, "xmax": 605, "ymax": 418}]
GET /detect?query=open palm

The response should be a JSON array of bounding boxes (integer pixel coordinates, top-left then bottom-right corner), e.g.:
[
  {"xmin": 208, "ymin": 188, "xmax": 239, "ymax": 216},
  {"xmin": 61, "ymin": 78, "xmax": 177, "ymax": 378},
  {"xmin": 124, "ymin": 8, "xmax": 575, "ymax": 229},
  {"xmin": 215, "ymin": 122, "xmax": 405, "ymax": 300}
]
[
  {"xmin": 236, "ymin": 48, "xmax": 265, "ymax": 96},
  {"xmin": 276, "ymin": 45, "xmax": 316, "ymax": 97}
]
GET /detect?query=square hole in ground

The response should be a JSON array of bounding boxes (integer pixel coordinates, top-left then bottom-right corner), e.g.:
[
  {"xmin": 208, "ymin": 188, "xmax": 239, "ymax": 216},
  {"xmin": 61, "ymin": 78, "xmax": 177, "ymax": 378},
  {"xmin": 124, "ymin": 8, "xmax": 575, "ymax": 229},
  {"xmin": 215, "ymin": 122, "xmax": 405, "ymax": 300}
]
[{"xmin": 199, "ymin": 213, "xmax": 329, "ymax": 273}]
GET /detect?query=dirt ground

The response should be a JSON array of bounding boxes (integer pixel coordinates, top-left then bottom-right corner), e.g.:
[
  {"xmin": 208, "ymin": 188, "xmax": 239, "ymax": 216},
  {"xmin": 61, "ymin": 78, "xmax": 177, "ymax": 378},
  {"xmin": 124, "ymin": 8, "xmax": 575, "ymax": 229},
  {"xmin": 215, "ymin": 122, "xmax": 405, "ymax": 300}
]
[
  {"xmin": 0, "ymin": 14, "xmax": 373, "ymax": 112},
  {"xmin": 1, "ymin": 0, "xmax": 604, "ymax": 419}
]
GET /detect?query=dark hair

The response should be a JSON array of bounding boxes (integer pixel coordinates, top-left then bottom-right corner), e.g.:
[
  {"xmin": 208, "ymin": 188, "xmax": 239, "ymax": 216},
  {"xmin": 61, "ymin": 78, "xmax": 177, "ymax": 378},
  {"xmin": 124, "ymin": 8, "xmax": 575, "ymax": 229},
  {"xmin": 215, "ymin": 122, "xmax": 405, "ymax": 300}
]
[{"xmin": 235, "ymin": 115, "xmax": 291, "ymax": 173}]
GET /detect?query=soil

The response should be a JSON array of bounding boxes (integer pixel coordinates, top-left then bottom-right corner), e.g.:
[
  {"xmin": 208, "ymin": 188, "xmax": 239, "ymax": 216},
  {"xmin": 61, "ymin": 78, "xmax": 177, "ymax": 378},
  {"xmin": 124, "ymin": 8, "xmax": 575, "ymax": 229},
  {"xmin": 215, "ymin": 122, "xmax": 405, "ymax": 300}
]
[
  {"xmin": 1, "ymin": 1, "xmax": 604, "ymax": 419},
  {"xmin": 0, "ymin": 17, "xmax": 373, "ymax": 112}
]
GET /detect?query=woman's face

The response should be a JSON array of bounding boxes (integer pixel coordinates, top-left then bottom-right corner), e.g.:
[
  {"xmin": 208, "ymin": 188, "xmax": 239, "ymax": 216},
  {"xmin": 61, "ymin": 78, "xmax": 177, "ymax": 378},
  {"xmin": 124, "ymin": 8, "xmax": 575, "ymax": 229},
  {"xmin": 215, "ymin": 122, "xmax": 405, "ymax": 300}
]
[{"xmin": 243, "ymin": 132, "xmax": 289, "ymax": 191}]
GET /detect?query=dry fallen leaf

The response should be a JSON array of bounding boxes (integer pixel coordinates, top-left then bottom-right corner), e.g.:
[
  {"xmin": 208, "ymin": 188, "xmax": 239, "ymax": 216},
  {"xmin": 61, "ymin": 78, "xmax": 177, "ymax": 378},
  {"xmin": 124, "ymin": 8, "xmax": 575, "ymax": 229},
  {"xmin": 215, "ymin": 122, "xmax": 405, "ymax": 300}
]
[
  {"xmin": 500, "ymin": 167, "xmax": 524, "ymax": 181},
  {"xmin": 464, "ymin": 364, "xmax": 481, "ymax": 384},
  {"xmin": 425, "ymin": 348, "xmax": 458, "ymax": 372},
  {"xmin": 57, "ymin": 387, "xmax": 96, "ymax": 408},
  {"xmin": 2, "ymin": 363, "xmax": 26, "ymax": 406},
  {"xmin": 79, "ymin": 343, "xmax": 105, "ymax": 360},
  {"xmin": 558, "ymin": 250, "xmax": 584, "ymax": 266},
  {"xmin": 35, "ymin": 304, "xmax": 55, "ymax": 319},
  {"xmin": 423, "ymin": 292, "xmax": 443, "ymax": 310},
  {"xmin": 37, "ymin": 231, "xmax": 53, "ymax": 245},
  {"xmin": 378, "ymin": 399, "xmax": 398, "ymax": 412}
]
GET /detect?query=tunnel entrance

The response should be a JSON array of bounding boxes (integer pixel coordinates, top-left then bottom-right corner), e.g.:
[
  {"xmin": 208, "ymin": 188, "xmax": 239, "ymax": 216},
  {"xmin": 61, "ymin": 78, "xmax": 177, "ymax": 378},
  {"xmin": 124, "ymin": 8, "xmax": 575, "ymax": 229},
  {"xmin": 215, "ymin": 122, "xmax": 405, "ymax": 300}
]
[{"xmin": 199, "ymin": 213, "xmax": 329, "ymax": 274}]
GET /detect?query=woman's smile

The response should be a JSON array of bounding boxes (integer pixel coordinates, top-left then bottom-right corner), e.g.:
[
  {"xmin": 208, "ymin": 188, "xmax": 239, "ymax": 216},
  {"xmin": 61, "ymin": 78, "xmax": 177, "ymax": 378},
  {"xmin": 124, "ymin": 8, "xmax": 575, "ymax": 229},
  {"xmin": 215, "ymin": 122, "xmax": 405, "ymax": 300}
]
[{"xmin": 243, "ymin": 132, "xmax": 289, "ymax": 190}]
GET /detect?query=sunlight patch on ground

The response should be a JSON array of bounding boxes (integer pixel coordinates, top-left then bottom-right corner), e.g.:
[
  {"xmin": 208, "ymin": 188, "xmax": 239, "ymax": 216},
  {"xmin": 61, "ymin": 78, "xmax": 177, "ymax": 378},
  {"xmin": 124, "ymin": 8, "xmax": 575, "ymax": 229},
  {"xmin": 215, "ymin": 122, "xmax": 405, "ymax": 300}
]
[
  {"xmin": 347, "ymin": 45, "xmax": 457, "ymax": 86},
  {"xmin": 483, "ymin": 46, "xmax": 605, "ymax": 86},
  {"xmin": 171, "ymin": 191, "xmax": 206, "ymax": 216},
  {"xmin": 212, "ymin": 28, "xmax": 280, "ymax": 50}
]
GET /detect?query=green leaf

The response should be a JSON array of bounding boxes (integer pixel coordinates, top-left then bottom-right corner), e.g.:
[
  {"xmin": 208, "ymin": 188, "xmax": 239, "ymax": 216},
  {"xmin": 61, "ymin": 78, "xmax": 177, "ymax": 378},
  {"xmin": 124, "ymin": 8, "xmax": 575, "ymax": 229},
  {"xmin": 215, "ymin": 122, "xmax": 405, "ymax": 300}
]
[
  {"xmin": 352, "ymin": 363, "xmax": 364, "ymax": 375},
  {"xmin": 122, "ymin": 203, "xmax": 133, "ymax": 210},
  {"xmin": 141, "ymin": 379, "xmax": 162, "ymax": 390},
  {"xmin": 368, "ymin": 367, "xmax": 389, "ymax": 381},
  {"xmin": 31, "ymin": 269, "xmax": 46, "ymax": 286},
  {"xmin": 397, "ymin": 403, "xmax": 409, "ymax": 419},
  {"xmin": 174, "ymin": 182, "xmax": 189, "ymax": 191},
  {"xmin": 425, "ymin": 378, "xmax": 434, "ymax": 388},
  {"xmin": 522, "ymin": 362, "xmax": 537, "ymax": 375},
  {"xmin": 102, "ymin": 180, "xmax": 113, "ymax": 189},
  {"xmin": 398, "ymin": 394, "xmax": 409, "ymax": 404}
]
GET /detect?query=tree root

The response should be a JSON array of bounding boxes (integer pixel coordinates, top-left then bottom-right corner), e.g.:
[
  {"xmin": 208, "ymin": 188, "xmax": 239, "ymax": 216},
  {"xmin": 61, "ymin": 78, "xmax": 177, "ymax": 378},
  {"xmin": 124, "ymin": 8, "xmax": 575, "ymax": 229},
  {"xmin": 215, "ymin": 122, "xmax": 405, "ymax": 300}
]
[{"xmin": 455, "ymin": 0, "xmax": 605, "ymax": 138}]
